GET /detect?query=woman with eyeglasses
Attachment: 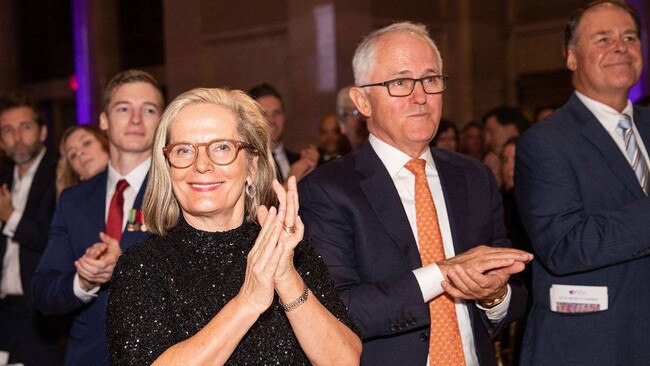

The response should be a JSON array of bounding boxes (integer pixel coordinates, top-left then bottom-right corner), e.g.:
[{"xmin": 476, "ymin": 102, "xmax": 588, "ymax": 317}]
[{"xmin": 105, "ymin": 88, "xmax": 361, "ymax": 365}]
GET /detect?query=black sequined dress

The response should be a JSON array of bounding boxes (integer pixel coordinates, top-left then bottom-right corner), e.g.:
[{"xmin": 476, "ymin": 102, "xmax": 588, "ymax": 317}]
[{"xmin": 106, "ymin": 218, "xmax": 358, "ymax": 365}]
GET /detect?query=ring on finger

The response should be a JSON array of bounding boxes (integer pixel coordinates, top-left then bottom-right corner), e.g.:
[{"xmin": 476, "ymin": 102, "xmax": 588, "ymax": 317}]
[{"xmin": 283, "ymin": 223, "xmax": 296, "ymax": 234}]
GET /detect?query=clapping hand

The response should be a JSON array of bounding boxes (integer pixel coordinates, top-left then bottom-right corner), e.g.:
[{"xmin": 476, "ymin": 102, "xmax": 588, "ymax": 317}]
[
  {"xmin": 238, "ymin": 206, "xmax": 286, "ymax": 315},
  {"xmin": 75, "ymin": 232, "xmax": 122, "ymax": 291},
  {"xmin": 438, "ymin": 245, "xmax": 532, "ymax": 302}
]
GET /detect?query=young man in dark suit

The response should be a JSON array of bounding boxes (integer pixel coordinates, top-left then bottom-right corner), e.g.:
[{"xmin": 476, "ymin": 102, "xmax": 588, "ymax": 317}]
[
  {"xmin": 32, "ymin": 70, "xmax": 164, "ymax": 366},
  {"xmin": 0, "ymin": 94, "xmax": 60, "ymax": 365}
]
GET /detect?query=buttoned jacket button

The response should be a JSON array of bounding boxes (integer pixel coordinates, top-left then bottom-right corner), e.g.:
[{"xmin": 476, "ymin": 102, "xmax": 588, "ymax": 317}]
[{"xmin": 419, "ymin": 331, "xmax": 430, "ymax": 342}]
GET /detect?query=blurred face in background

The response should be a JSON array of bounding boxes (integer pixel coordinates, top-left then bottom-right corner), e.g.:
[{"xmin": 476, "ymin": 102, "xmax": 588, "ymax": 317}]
[
  {"xmin": 319, "ymin": 115, "xmax": 343, "ymax": 155},
  {"xmin": 0, "ymin": 106, "xmax": 46, "ymax": 167},
  {"xmin": 484, "ymin": 116, "xmax": 518, "ymax": 154},
  {"xmin": 501, "ymin": 142, "xmax": 516, "ymax": 191},
  {"xmin": 434, "ymin": 127, "xmax": 458, "ymax": 151},
  {"xmin": 64, "ymin": 128, "xmax": 109, "ymax": 180},
  {"xmin": 257, "ymin": 95, "xmax": 286, "ymax": 145},
  {"xmin": 340, "ymin": 105, "xmax": 368, "ymax": 149},
  {"xmin": 460, "ymin": 125, "xmax": 483, "ymax": 156}
]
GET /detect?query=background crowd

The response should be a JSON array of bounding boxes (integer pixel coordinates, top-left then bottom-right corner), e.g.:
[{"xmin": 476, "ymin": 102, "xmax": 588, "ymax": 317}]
[{"xmin": 1, "ymin": 1, "xmax": 650, "ymax": 365}]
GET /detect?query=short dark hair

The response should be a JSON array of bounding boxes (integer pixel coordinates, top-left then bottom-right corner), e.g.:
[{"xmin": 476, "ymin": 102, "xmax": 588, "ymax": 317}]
[
  {"xmin": 0, "ymin": 93, "xmax": 45, "ymax": 126},
  {"xmin": 102, "ymin": 69, "xmax": 164, "ymax": 113},
  {"xmin": 431, "ymin": 118, "xmax": 459, "ymax": 147},
  {"xmin": 504, "ymin": 136, "xmax": 519, "ymax": 149},
  {"xmin": 564, "ymin": 0, "xmax": 640, "ymax": 52},
  {"xmin": 462, "ymin": 121, "xmax": 482, "ymax": 133},
  {"xmin": 248, "ymin": 83, "xmax": 284, "ymax": 107},
  {"xmin": 482, "ymin": 106, "xmax": 530, "ymax": 134}
]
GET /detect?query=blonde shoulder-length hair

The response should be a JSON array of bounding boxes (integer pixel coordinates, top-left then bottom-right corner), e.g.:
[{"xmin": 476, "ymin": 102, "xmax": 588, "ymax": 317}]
[{"xmin": 143, "ymin": 87, "xmax": 277, "ymax": 236}]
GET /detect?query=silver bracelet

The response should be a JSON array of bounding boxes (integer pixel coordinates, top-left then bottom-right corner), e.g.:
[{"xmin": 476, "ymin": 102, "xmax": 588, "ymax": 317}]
[{"xmin": 280, "ymin": 283, "xmax": 309, "ymax": 312}]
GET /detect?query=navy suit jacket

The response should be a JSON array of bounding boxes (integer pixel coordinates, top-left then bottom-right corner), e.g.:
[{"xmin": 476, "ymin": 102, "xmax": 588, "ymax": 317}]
[
  {"xmin": 515, "ymin": 93, "xmax": 650, "ymax": 365},
  {"xmin": 32, "ymin": 170, "xmax": 150, "ymax": 366},
  {"xmin": 0, "ymin": 150, "xmax": 57, "ymax": 300},
  {"xmin": 299, "ymin": 141, "xmax": 526, "ymax": 366}
]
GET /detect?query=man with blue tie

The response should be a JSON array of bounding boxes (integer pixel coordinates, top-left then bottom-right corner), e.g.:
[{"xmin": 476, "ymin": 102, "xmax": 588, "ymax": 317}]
[
  {"xmin": 515, "ymin": 1, "xmax": 650, "ymax": 365},
  {"xmin": 32, "ymin": 70, "xmax": 164, "ymax": 366},
  {"xmin": 299, "ymin": 22, "xmax": 532, "ymax": 366}
]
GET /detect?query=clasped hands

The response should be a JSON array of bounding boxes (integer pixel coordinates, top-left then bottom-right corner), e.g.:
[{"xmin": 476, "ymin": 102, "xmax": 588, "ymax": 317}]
[
  {"xmin": 75, "ymin": 232, "xmax": 122, "ymax": 291},
  {"xmin": 237, "ymin": 176, "xmax": 305, "ymax": 314},
  {"xmin": 437, "ymin": 245, "xmax": 533, "ymax": 305}
]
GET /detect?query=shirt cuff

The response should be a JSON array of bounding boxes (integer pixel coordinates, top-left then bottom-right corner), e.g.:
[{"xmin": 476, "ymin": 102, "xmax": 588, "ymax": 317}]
[
  {"xmin": 73, "ymin": 273, "xmax": 100, "ymax": 303},
  {"xmin": 413, "ymin": 263, "xmax": 445, "ymax": 302},
  {"xmin": 2, "ymin": 209, "xmax": 22, "ymax": 238},
  {"xmin": 476, "ymin": 284, "xmax": 512, "ymax": 323}
]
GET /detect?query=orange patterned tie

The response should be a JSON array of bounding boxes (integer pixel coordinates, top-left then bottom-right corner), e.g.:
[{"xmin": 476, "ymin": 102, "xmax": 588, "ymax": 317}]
[{"xmin": 405, "ymin": 159, "xmax": 466, "ymax": 366}]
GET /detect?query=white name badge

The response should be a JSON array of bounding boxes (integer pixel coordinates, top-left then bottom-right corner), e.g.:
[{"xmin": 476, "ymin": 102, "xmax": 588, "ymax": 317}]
[{"xmin": 549, "ymin": 284, "xmax": 608, "ymax": 313}]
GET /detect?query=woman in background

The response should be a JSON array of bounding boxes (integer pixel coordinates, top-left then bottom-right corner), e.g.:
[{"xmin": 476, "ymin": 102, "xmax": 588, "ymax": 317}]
[{"xmin": 56, "ymin": 126, "xmax": 109, "ymax": 197}]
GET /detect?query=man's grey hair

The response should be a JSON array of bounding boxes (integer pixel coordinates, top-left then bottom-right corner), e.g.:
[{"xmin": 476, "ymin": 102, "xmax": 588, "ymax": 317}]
[
  {"xmin": 352, "ymin": 22, "xmax": 443, "ymax": 86},
  {"xmin": 336, "ymin": 85, "xmax": 354, "ymax": 119}
]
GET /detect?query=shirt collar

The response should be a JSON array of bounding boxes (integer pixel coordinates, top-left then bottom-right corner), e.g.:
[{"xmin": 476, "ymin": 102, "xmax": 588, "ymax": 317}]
[
  {"xmin": 575, "ymin": 91, "xmax": 634, "ymax": 133},
  {"xmin": 107, "ymin": 157, "xmax": 151, "ymax": 192},
  {"xmin": 13, "ymin": 147, "xmax": 46, "ymax": 183},
  {"xmin": 368, "ymin": 133, "xmax": 436, "ymax": 177},
  {"xmin": 272, "ymin": 142, "xmax": 285, "ymax": 156}
]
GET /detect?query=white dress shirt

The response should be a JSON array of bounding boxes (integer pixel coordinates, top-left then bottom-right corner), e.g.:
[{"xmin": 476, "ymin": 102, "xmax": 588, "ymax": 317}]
[
  {"xmin": 272, "ymin": 142, "xmax": 291, "ymax": 181},
  {"xmin": 369, "ymin": 134, "xmax": 511, "ymax": 366},
  {"xmin": 73, "ymin": 158, "xmax": 151, "ymax": 302},
  {"xmin": 576, "ymin": 91, "xmax": 650, "ymax": 172},
  {"xmin": 1, "ymin": 147, "xmax": 46, "ymax": 296}
]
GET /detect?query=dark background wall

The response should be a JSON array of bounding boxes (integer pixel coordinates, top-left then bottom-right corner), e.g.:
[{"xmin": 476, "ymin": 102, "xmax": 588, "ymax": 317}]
[{"xmin": 0, "ymin": 0, "xmax": 646, "ymax": 150}]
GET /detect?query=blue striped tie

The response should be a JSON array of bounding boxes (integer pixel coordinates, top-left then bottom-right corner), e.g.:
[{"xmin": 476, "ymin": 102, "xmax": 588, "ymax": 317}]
[{"xmin": 618, "ymin": 115, "xmax": 649, "ymax": 195}]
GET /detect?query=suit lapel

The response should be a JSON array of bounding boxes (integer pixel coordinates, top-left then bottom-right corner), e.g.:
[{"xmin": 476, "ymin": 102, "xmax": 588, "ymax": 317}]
[
  {"xmin": 571, "ymin": 94, "xmax": 645, "ymax": 198},
  {"xmin": 119, "ymin": 174, "xmax": 150, "ymax": 249},
  {"xmin": 23, "ymin": 151, "xmax": 56, "ymax": 216},
  {"xmin": 633, "ymin": 104, "xmax": 650, "ymax": 157},
  {"xmin": 355, "ymin": 142, "xmax": 422, "ymax": 269},
  {"xmin": 0, "ymin": 165, "xmax": 14, "ymax": 265},
  {"xmin": 432, "ymin": 148, "xmax": 471, "ymax": 255},
  {"xmin": 84, "ymin": 172, "xmax": 109, "ymax": 237}
]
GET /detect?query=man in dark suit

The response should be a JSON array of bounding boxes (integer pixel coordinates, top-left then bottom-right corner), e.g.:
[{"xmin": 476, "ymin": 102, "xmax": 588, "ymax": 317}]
[
  {"xmin": 515, "ymin": 2, "xmax": 650, "ymax": 365},
  {"xmin": 248, "ymin": 83, "xmax": 319, "ymax": 183},
  {"xmin": 32, "ymin": 70, "xmax": 164, "ymax": 366},
  {"xmin": 0, "ymin": 94, "xmax": 61, "ymax": 365},
  {"xmin": 299, "ymin": 22, "xmax": 532, "ymax": 366}
]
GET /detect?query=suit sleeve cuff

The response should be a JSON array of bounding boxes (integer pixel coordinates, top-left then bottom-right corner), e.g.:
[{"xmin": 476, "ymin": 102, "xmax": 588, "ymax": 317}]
[
  {"xmin": 73, "ymin": 273, "xmax": 100, "ymax": 303},
  {"xmin": 476, "ymin": 284, "xmax": 512, "ymax": 323},
  {"xmin": 413, "ymin": 263, "xmax": 445, "ymax": 302},
  {"xmin": 2, "ymin": 209, "xmax": 22, "ymax": 238}
]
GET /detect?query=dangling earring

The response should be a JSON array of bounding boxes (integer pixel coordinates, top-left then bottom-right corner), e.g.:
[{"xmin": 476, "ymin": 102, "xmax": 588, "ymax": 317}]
[{"xmin": 245, "ymin": 182, "xmax": 255, "ymax": 198}]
